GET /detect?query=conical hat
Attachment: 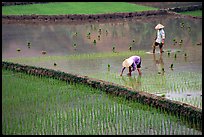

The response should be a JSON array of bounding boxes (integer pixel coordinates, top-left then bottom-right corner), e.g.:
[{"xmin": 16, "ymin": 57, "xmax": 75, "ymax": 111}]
[
  {"xmin": 122, "ymin": 58, "xmax": 133, "ymax": 67},
  {"xmin": 155, "ymin": 24, "xmax": 164, "ymax": 30}
]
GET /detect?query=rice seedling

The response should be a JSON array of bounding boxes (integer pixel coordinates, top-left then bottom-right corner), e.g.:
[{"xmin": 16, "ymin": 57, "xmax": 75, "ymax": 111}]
[
  {"xmin": 112, "ymin": 46, "xmax": 116, "ymax": 53},
  {"xmin": 180, "ymin": 22, "xmax": 185, "ymax": 28},
  {"xmin": 73, "ymin": 32, "xmax": 77, "ymax": 36},
  {"xmin": 41, "ymin": 51, "xmax": 47, "ymax": 55},
  {"xmin": 161, "ymin": 94, "xmax": 165, "ymax": 97},
  {"xmin": 129, "ymin": 46, "xmax": 132, "ymax": 51},
  {"xmin": 188, "ymin": 27, "xmax": 191, "ymax": 33},
  {"xmin": 87, "ymin": 32, "xmax": 91, "ymax": 36},
  {"xmin": 170, "ymin": 64, "xmax": 173, "ymax": 69},
  {"xmin": 167, "ymin": 52, "xmax": 170, "ymax": 56},
  {"xmin": 98, "ymin": 35, "xmax": 100, "ymax": 40},
  {"xmin": 73, "ymin": 43, "xmax": 77, "ymax": 50},
  {"xmin": 87, "ymin": 32, "xmax": 91, "ymax": 39},
  {"xmin": 54, "ymin": 63, "xmax": 57, "ymax": 66},
  {"xmin": 173, "ymin": 39, "xmax": 177, "ymax": 45},
  {"xmin": 184, "ymin": 53, "xmax": 187, "ymax": 57},
  {"xmin": 174, "ymin": 53, "xmax": 177, "ymax": 58},
  {"xmin": 178, "ymin": 40, "xmax": 183, "ymax": 46},
  {"xmin": 105, "ymin": 30, "xmax": 108, "ymax": 35},
  {"xmin": 107, "ymin": 64, "xmax": 110, "ymax": 71},
  {"xmin": 93, "ymin": 40, "xmax": 96, "ymax": 45},
  {"xmin": 16, "ymin": 48, "xmax": 21, "ymax": 52},
  {"xmin": 98, "ymin": 28, "xmax": 102, "ymax": 34},
  {"xmin": 27, "ymin": 42, "xmax": 31, "ymax": 48}
]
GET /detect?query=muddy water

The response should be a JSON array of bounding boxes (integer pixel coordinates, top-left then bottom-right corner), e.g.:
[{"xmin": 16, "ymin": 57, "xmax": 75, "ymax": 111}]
[{"xmin": 2, "ymin": 15, "xmax": 202, "ymax": 108}]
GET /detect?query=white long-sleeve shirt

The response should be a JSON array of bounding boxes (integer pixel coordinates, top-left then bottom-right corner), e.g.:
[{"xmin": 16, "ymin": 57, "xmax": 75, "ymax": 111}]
[{"xmin": 155, "ymin": 29, "xmax": 165, "ymax": 43}]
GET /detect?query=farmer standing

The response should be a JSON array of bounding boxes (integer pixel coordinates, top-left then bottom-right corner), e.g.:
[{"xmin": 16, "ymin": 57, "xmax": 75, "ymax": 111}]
[
  {"xmin": 120, "ymin": 55, "xmax": 142, "ymax": 76},
  {"xmin": 153, "ymin": 23, "xmax": 165, "ymax": 53}
]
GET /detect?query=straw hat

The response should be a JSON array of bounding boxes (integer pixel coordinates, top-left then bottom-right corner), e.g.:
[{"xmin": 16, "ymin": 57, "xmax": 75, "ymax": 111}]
[
  {"xmin": 155, "ymin": 24, "xmax": 164, "ymax": 30},
  {"xmin": 122, "ymin": 58, "xmax": 133, "ymax": 67}
]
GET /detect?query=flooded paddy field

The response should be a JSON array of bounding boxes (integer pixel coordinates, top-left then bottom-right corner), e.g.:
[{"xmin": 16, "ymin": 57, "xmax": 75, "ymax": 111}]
[{"xmin": 2, "ymin": 14, "xmax": 202, "ymax": 109}]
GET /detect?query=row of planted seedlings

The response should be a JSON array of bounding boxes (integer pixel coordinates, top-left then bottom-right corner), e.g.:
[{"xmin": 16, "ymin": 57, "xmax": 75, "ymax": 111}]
[
  {"xmin": 89, "ymin": 68, "xmax": 202, "ymax": 109},
  {"xmin": 2, "ymin": 68, "xmax": 202, "ymax": 135},
  {"xmin": 71, "ymin": 22, "xmax": 139, "ymax": 52},
  {"xmin": 167, "ymin": 20, "xmax": 201, "ymax": 64},
  {"xmin": 71, "ymin": 24, "xmax": 112, "ymax": 50},
  {"xmin": 8, "ymin": 44, "xmax": 202, "ymax": 110},
  {"xmin": 3, "ymin": 40, "xmax": 202, "ymax": 107},
  {"xmin": 154, "ymin": 20, "xmax": 202, "ymax": 108},
  {"xmin": 15, "ymin": 25, "xmax": 127, "ymax": 60},
  {"xmin": 2, "ymin": 61, "xmax": 202, "ymax": 134},
  {"xmin": 68, "ymin": 20, "xmax": 201, "ymax": 57}
]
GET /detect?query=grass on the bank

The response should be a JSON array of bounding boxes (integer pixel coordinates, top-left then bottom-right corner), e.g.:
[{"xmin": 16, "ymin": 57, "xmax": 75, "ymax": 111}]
[
  {"xmin": 2, "ymin": 2, "xmax": 158, "ymax": 15},
  {"xmin": 180, "ymin": 10, "xmax": 202, "ymax": 17}
]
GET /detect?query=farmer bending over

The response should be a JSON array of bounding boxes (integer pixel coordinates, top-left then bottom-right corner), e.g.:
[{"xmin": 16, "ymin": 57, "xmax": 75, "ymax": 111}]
[{"xmin": 120, "ymin": 55, "xmax": 142, "ymax": 76}]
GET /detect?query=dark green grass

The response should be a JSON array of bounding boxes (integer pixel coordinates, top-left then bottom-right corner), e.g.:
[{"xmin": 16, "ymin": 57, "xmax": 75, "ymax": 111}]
[
  {"xmin": 2, "ymin": 2, "xmax": 158, "ymax": 15},
  {"xmin": 180, "ymin": 10, "xmax": 202, "ymax": 17}
]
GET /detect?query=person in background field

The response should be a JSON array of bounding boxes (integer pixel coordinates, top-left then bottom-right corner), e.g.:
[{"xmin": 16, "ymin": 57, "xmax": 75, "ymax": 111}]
[
  {"xmin": 153, "ymin": 23, "xmax": 165, "ymax": 53},
  {"xmin": 120, "ymin": 55, "xmax": 142, "ymax": 76}
]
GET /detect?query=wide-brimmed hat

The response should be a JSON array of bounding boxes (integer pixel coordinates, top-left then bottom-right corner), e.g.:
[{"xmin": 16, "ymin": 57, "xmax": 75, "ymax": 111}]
[
  {"xmin": 155, "ymin": 24, "xmax": 164, "ymax": 30},
  {"xmin": 122, "ymin": 58, "xmax": 133, "ymax": 67}
]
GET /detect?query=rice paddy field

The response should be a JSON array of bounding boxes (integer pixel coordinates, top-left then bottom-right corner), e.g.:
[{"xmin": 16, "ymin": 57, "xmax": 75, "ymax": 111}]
[
  {"xmin": 3, "ymin": 14, "xmax": 202, "ymax": 108},
  {"xmin": 2, "ymin": 69, "xmax": 202, "ymax": 135},
  {"xmin": 2, "ymin": 2, "xmax": 202, "ymax": 135},
  {"xmin": 2, "ymin": 2, "xmax": 158, "ymax": 15},
  {"xmin": 180, "ymin": 10, "xmax": 202, "ymax": 17}
]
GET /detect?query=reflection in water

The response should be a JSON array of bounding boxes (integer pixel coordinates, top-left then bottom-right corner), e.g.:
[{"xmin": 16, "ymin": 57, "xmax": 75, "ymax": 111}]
[
  {"xmin": 121, "ymin": 75, "xmax": 142, "ymax": 90},
  {"xmin": 2, "ymin": 15, "xmax": 202, "ymax": 59},
  {"xmin": 153, "ymin": 53, "xmax": 164, "ymax": 75}
]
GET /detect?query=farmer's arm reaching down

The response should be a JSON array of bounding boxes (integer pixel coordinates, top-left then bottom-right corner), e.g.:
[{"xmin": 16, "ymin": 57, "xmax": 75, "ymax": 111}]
[
  {"xmin": 137, "ymin": 68, "xmax": 142, "ymax": 76},
  {"xmin": 120, "ymin": 67, "xmax": 126, "ymax": 76},
  {"xmin": 131, "ymin": 62, "xmax": 136, "ymax": 71}
]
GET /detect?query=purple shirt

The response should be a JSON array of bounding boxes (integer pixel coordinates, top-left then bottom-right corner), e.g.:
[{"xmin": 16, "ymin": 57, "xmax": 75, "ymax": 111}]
[
  {"xmin": 128, "ymin": 56, "xmax": 141, "ymax": 71},
  {"xmin": 121, "ymin": 56, "xmax": 141, "ymax": 73}
]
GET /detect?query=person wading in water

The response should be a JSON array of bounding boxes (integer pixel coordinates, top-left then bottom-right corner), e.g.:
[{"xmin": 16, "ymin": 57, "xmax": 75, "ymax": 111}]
[{"xmin": 153, "ymin": 23, "xmax": 165, "ymax": 54}]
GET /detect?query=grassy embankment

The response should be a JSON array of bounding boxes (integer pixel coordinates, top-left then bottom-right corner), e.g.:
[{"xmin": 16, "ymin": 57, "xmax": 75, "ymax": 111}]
[
  {"xmin": 2, "ymin": 2, "xmax": 158, "ymax": 15},
  {"xmin": 180, "ymin": 10, "xmax": 202, "ymax": 17}
]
